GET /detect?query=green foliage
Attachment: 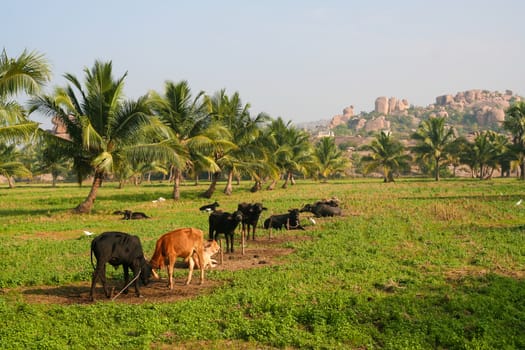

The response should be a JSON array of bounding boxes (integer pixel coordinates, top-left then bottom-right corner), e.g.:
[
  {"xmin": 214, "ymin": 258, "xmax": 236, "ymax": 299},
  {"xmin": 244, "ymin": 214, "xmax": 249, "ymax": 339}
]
[{"xmin": 1, "ymin": 179, "xmax": 524, "ymax": 349}]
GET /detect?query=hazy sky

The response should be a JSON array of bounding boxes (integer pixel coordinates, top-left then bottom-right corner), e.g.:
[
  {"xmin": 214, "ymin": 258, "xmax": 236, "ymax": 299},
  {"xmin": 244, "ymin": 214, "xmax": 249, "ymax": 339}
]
[{"xmin": 4, "ymin": 0, "xmax": 525, "ymax": 128}]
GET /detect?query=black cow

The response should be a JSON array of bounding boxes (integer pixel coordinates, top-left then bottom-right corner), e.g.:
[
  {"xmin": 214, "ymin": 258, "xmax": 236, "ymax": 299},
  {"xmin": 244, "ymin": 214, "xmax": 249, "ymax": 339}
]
[
  {"xmin": 263, "ymin": 209, "xmax": 305, "ymax": 230},
  {"xmin": 90, "ymin": 231, "xmax": 153, "ymax": 301},
  {"xmin": 300, "ymin": 203, "xmax": 342, "ymax": 217},
  {"xmin": 209, "ymin": 210, "xmax": 243, "ymax": 253},
  {"xmin": 237, "ymin": 202, "xmax": 268, "ymax": 240},
  {"xmin": 122, "ymin": 210, "xmax": 150, "ymax": 220},
  {"xmin": 199, "ymin": 201, "xmax": 220, "ymax": 212}
]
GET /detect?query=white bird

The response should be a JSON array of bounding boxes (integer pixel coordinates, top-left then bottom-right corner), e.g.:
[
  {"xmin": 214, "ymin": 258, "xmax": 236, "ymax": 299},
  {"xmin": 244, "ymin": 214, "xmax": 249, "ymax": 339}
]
[
  {"xmin": 516, "ymin": 199, "xmax": 522, "ymax": 206},
  {"xmin": 158, "ymin": 197, "xmax": 166, "ymax": 202},
  {"xmin": 309, "ymin": 217, "xmax": 316, "ymax": 225},
  {"xmin": 83, "ymin": 230, "xmax": 95, "ymax": 236},
  {"xmin": 152, "ymin": 200, "xmax": 158, "ymax": 203}
]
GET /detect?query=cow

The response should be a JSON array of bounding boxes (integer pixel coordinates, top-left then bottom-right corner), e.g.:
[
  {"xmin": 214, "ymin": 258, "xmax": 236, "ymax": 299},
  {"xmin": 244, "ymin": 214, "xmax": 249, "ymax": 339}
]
[
  {"xmin": 122, "ymin": 210, "xmax": 150, "ymax": 220},
  {"xmin": 300, "ymin": 202, "xmax": 342, "ymax": 217},
  {"xmin": 209, "ymin": 210, "xmax": 243, "ymax": 253},
  {"xmin": 89, "ymin": 231, "xmax": 153, "ymax": 301},
  {"xmin": 237, "ymin": 202, "xmax": 268, "ymax": 240},
  {"xmin": 190, "ymin": 239, "xmax": 220, "ymax": 270},
  {"xmin": 199, "ymin": 201, "xmax": 220, "ymax": 213},
  {"xmin": 263, "ymin": 209, "xmax": 305, "ymax": 230},
  {"xmin": 149, "ymin": 227, "xmax": 206, "ymax": 290}
]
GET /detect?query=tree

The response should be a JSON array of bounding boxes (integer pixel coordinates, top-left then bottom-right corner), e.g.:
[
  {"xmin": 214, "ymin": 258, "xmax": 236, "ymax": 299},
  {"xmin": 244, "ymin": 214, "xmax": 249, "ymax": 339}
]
[
  {"xmin": 0, "ymin": 49, "xmax": 51, "ymax": 186},
  {"xmin": 151, "ymin": 80, "xmax": 215, "ymax": 199},
  {"xmin": 314, "ymin": 137, "xmax": 350, "ymax": 181},
  {"xmin": 411, "ymin": 117, "xmax": 456, "ymax": 181},
  {"xmin": 503, "ymin": 101, "xmax": 525, "ymax": 179},
  {"xmin": 31, "ymin": 60, "xmax": 166, "ymax": 213},
  {"xmin": 460, "ymin": 131, "xmax": 508, "ymax": 180},
  {"xmin": 361, "ymin": 131, "xmax": 411, "ymax": 182}
]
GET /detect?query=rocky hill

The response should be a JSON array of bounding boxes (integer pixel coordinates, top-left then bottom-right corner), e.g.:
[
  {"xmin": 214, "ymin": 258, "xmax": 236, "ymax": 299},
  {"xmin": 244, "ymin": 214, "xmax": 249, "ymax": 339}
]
[{"xmin": 309, "ymin": 89, "xmax": 523, "ymax": 141}]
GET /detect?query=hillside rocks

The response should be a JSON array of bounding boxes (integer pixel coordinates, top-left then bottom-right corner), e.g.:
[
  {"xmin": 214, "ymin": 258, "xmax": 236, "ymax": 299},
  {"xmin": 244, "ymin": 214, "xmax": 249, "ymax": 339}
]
[
  {"xmin": 375, "ymin": 96, "xmax": 409, "ymax": 115},
  {"xmin": 325, "ymin": 89, "xmax": 523, "ymax": 135}
]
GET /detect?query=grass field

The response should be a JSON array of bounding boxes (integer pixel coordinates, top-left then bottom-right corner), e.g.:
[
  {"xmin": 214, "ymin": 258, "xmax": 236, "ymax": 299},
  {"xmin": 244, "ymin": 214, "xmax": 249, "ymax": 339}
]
[{"xmin": 0, "ymin": 178, "xmax": 524, "ymax": 349}]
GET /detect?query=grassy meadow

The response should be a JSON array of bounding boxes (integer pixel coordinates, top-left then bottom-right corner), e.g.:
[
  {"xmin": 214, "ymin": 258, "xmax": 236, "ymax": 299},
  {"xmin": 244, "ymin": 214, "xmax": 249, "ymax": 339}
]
[{"xmin": 0, "ymin": 178, "xmax": 524, "ymax": 349}]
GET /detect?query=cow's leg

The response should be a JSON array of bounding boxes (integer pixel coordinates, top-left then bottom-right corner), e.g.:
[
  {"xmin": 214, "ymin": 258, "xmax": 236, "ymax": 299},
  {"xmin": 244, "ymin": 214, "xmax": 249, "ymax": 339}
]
[
  {"xmin": 167, "ymin": 256, "xmax": 175, "ymax": 290},
  {"xmin": 89, "ymin": 265, "xmax": 102, "ymax": 301},
  {"xmin": 196, "ymin": 248, "xmax": 205, "ymax": 284},
  {"xmin": 229, "ymin": 233, "xmax": 234, "ymax": 253},
  {"xmin": 251, "ymin": 225, "xmax": 256, "ymax": 240},
  {"xmin": 185, "ymin": 255, "xmax": 194, "ymax": 285},
  {"xmin": 99, "ymin": 264, "xmax": 110, "ymax": 298},
  {"xmin": 122, "ymin": 265, "xmax": 130, "ymax": 295},
  {"xmin": 132, "ymin": 266, "xmax": 142, "ymax": 297}
]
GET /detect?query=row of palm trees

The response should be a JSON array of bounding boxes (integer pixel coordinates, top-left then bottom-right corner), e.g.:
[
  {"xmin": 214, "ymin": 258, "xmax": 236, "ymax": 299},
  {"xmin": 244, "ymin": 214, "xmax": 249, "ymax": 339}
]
[
  {"xmin": 362, "ymin": 112, "xmax": 525, "ymax": 183},
  {"xmin": 3, "ymin": 49, "xmax": 525, "ymax": 213},
  {"xmin": 1, "ymin": 50, "xmax": 349, "ymax": 213}
]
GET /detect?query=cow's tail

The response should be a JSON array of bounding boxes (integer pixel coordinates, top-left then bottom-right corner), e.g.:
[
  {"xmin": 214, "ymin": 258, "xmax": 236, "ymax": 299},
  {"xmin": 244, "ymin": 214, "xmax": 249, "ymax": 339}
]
[{"xmin": 90, "ymin": 241, "xmax": 96, "ymax": 270}]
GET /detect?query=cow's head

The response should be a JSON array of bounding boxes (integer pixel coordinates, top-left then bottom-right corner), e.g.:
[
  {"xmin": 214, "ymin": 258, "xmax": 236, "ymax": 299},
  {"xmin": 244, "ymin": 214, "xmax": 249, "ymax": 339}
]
[
  {"xmin": 252, "ymin": 203, "xmax": 268, "ymax": 214},
  {"xmin": 204, "ymin": 239, "xmax": 221, "ymax": 255},
  {"xmin": 231, "ymin": 210, "xmax": 243, "ymax": 223},
  {"xmin": 140, "ymin": 261, "xmax": 155, "ymax": 285},
  {"xmin": 299, "ymin": 204, "xmax": 313, "ymax": 213}
]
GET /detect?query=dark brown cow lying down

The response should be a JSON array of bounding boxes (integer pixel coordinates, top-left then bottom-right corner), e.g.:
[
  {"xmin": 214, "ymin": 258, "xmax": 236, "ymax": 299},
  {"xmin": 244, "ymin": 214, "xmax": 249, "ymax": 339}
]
[{"xmin": 149, "ymin": 227, "xmax": 205, "ymax": 290}]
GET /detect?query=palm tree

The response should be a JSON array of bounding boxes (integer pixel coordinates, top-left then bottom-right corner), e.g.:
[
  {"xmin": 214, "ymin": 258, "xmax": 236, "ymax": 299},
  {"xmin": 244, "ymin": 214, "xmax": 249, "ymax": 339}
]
[
  {"xmin": 460, "ymin": 131, "xmax": 508, "ymax": 180},
  {"xmin": 0, "ymin": 49, "xmax": 51, "ymax": 186},
  {"xmin": 0, "ymin": 144, "xmax": 32, "ymax": 188},
  {"xmin": 503, "ymin": 101, "xmax": 525, "ymax": 179},
  {"xmin": 151, "ymin": 80, "xmax": 214, "ymax": 199},
  {"xmin": 0, "ymin": 49, "xmax": 51, "ymax": 140},
  {"xmin": 361, "ymin": 131, "xmax": 411, "ymax": 182},
  {"xmin": 30, "ymin": 60, "xmax": 166, "ymax": 213},
  {"xmin": 200, "ymin": 89, "xmax": 245, "ymax": 198},
  {"xmin": 411, "ymin": 117, "xmax": 456, "ymax": 181},
  {"xmin": 314, "ymin": 137, "xmax": 350, "ymax": 181}
]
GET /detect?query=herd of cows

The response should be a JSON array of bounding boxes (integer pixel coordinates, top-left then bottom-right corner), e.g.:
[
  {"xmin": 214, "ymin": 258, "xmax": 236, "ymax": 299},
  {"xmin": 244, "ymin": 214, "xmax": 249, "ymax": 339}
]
[{"xmin": 89, "ymin": 198, "xmax": 343, "ymax": 301}]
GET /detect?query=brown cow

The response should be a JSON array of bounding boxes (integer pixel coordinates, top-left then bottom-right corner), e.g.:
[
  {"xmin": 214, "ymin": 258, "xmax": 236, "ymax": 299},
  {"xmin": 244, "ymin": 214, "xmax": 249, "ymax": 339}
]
[{"xmin": 149, "ymin": 227, "xmax": 205, "ymax": 290}]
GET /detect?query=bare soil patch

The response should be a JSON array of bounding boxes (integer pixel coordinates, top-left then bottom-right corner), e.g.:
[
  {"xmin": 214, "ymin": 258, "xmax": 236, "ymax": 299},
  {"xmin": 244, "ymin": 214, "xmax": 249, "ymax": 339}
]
[{"xmin": 16, "ymin": 234, "xmax": 310, "ymax": 305}]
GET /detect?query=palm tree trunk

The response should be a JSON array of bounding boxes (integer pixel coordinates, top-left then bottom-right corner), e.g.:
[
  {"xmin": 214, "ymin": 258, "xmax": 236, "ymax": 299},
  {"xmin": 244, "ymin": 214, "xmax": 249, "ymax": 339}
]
[
  {"xmin": 7, "ymin": 176, "xmax": 15, "ymax": 188},
  {"xmin": 224, "ymin": 171, "xmax": 233, "ymax": 195},
  {"xmin": 282, "ymin": 172, "xmax": 291, "ymax": 189},
  {"xmin": 435, "ymin": 157, "xmax": 440, "ymax": 181},
  {"xmin": 521, "ymin": 161, "xmax": 525, "ymax": 180},
  {"xmin": 202, "ymin": 172, "xmax": 220, "ymax": 198},
  {"xmin": 267, "ymin": 178, "xmax": 277, "ymax": 190},
  {"xmin": 251, "ymin": 180, "xmax": 262, "ymax": 192},
  {"xmin": 172, "ymin": 168, "xmax": 181, "ymax": 200},
  {"xmin": 74, "ymin": 171, "xmax": 103, "ymax": 213}
]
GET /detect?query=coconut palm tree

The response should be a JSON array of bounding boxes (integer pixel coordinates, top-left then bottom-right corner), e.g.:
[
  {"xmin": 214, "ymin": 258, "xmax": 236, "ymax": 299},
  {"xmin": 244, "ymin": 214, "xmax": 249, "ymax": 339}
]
[
  {"xmin": 314, "ymin": 137, "xmax": 350, "ymax": 181},
  {"xmin": 361, "ymin": 131, "xmax": 411, "ymax": 182},
  {"xmin": 0, "ymin": 49, "xmax": 51, "ymax": 140},
  {"xmin": 411, "ymin": 117, "xmax": 456, "ymax": 181},
  {"xmin": 0, "ymin": 49, "xmax": 51, "ymax": 186},
  {"xmin": 151, "ymin": 80, "xmax": 216, "ymax": 199},
  {"xmin": 30, "ymin": 60, "xmax": 167, "ymax": 213},
  {"xmin": 503, "ymin": 101, "xmax": 525, "ymax": 179}
]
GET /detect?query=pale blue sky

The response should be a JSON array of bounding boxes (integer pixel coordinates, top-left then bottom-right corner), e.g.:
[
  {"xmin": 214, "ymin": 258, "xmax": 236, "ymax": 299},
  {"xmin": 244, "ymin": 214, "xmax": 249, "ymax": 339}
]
[{"xmin": 4, "ymin": 0, "xmax": 525, "ymax": 128}]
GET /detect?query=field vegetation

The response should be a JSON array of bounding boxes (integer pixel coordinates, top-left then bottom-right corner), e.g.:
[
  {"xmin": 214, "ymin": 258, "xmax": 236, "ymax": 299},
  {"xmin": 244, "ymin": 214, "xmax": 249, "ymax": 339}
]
[{"xmin": 0, "ymin": 178, "xmax": 524, "ymax": 349}]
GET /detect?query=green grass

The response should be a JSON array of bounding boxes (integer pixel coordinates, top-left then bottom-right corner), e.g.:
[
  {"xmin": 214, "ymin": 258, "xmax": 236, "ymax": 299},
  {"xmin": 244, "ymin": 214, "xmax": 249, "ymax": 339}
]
[{"xmin": 0, "ymin": 178, "xmax": 524, "ymax": 349}]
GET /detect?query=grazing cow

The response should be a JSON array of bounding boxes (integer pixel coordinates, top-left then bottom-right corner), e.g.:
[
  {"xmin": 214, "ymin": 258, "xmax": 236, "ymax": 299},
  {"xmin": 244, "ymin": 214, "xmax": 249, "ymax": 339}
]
[
  {"xmin": 300, "ymin": 202, "xmax": 342, "ymax": 217},
  {"xmin": 149, "ymin": 227, "xmax": 206, "ymax": 290},
  {"xmin": 209, "ymin": 210, "xmax": 243, "ymax": 253},
  {"xmin": 123, "ymin": 210, "xmax": 150, "ymax": 220},
  {"xmin": 199, "ymin": 201, "xmax": 220, "ymax": 213},
  {"xmin": 263, "ymin": 209, "xmax": 305, "ymax": 230},
  {"xmin": 237, "ymin": 202, "xmax": 268, "ymax": 240},
  {"xmin": 89, "ymin": 231, "xmax": 153, "ymax": 301},
  {"xmin": 191, "ymin": 240, "xmax": 220, "ymax": 269}
]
